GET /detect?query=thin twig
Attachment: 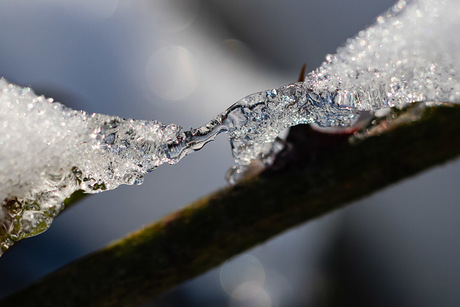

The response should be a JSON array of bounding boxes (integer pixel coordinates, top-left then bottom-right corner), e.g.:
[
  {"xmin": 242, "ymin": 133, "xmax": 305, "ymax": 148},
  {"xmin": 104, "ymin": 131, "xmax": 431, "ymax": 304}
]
[{"xmin": 2, "ymin": 104, "xmax": 460, "ymax": 307}]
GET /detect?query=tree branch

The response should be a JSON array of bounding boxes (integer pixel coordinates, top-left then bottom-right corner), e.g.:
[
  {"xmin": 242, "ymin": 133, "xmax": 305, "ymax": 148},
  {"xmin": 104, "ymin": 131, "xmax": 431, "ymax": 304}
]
[{"xmin": 2, "ymin": 104, "xmax": 460, "ymax": 307}]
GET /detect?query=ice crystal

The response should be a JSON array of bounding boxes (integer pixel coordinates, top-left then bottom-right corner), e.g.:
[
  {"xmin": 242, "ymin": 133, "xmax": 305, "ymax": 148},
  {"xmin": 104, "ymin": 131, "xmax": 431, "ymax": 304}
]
[{"xmin": 1, "ymin": 0, "xmax": 460, "ymax": 254}]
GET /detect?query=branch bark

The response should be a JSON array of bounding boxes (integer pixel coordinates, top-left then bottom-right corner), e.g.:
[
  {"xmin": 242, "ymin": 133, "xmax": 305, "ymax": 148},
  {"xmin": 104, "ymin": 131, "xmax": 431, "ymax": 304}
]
[{"xmin": 2, "ymin": 104, "xmax": 460, "ymax": 307}]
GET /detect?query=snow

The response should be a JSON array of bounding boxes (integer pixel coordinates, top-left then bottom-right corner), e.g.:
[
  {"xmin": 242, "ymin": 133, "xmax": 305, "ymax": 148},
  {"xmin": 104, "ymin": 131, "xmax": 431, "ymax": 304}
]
[{"xmin": 0, "ymin": 79, "xmax": 184, "ymax": 254}]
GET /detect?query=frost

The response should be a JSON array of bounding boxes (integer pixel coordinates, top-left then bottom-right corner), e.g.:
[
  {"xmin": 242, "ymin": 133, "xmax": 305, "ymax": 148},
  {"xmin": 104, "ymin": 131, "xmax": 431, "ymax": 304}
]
[{"xmin": 1, "ymin": 0, "xmax": 460, "ymax": 254}]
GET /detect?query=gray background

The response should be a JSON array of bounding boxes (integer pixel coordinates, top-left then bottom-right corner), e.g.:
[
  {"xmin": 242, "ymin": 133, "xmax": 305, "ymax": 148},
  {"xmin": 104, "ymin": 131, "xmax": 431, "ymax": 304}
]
[{"xmin": 1, "ymin": 1, "xmax": 459, "ymax": 306}]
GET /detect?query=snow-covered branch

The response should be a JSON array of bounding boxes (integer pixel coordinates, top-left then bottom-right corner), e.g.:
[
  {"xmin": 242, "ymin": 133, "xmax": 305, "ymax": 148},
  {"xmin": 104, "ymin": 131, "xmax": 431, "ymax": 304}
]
[
  {"xmin": 3, "ymin": 102, "xmax": 460, "ymax": 306},
  {"xmin": 1, "ymin": 0, "xmax": 460, "ymax": 254}
]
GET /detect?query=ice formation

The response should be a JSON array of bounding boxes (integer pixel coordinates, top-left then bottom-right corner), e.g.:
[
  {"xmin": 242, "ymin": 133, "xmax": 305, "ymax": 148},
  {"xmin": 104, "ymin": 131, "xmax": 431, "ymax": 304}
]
[{"xmin": 1, "ymin": 0, "xmax": 460, "ymax": 254}]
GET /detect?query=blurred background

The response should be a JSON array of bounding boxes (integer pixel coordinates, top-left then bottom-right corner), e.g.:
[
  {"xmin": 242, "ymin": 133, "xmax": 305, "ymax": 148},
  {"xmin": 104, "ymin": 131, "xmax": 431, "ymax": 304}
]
[{"xmin": 1, "ymin": 0, "xmax": 460, "ymax": 306}]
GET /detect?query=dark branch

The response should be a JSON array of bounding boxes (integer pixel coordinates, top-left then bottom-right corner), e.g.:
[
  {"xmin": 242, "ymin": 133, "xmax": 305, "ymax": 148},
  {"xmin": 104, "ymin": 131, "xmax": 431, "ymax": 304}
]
[{"xmin": 2, "ymin": 104, "xmax": 460, "ymax": 307}]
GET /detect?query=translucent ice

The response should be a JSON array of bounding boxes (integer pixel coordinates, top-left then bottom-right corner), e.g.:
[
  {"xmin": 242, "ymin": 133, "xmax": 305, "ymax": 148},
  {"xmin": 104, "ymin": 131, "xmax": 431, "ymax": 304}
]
[
  {"xmin": 0, "ymin": 79, "xmax": 186, "ymax": 254},
  {"xmin": 1, "ymin": 0, "xmax": 460, "ymax": 254},
  {"xmin": 225, "ymin": 0, "xmax": 460, "ymax": 177}
]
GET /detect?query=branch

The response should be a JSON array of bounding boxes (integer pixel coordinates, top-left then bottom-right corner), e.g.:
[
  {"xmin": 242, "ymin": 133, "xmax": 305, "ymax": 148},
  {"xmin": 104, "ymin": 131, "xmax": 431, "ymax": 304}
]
[{"xmin": 2, "ymin": 104, "xmax": 460, "ymax": 307}]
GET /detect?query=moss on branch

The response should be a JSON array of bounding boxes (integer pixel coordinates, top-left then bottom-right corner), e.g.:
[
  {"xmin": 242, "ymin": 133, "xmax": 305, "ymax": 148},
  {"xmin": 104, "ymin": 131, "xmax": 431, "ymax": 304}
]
[{"xmin": 2, "ymin": 104, "xmax": 460, "ymax": 307}]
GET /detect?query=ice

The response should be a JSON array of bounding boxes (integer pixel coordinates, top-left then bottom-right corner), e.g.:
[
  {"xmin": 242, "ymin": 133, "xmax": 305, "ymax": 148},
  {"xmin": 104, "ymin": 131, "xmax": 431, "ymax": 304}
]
[
  {"xmin": 309, "ymin": 0, "xmax": 460, "ymax": 109},
  {"xmin": 1, "ymin": 0, "xmax": 460, "ymax": 254},
  {"xmin": 225, "ymin": 0, "xmax": 460, "ymax": 178},
  {"xmin": 0, "ymin": 79, "xmax": 186, "ymax": 254}
]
